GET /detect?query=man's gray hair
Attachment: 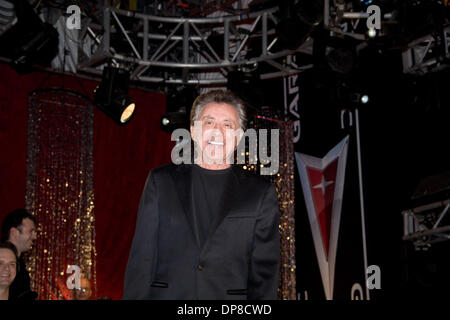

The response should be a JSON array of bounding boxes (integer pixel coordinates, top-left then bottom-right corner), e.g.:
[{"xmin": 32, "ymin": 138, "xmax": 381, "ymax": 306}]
[{"xmin": 190, "ymin": 90, "xmax": 247, "ymax": 131}]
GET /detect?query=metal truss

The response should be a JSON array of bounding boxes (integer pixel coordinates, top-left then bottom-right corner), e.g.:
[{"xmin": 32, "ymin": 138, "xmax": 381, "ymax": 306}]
[
  {"xmin": 402, "ymin": 199, "xmax": 450, "ymax": 250},
  {"xmin": 75, "ymin": 5, "xmax": 314, "ymax": 86},
  {"xmin": 323, "ymin": 0, "xmax": 387, "ymax": 41},
  {"xmin": 402, "ymin": 25, "xmax": 450, "ymax": 75}
]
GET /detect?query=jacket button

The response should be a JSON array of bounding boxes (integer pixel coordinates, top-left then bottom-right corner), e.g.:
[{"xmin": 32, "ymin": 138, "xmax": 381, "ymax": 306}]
[{"xmin": 197, "ymin": 264, "xmax": 204, "ymax": 271}]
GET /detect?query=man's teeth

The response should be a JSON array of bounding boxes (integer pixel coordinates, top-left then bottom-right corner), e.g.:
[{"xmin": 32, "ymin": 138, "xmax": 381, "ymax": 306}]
[{"xmin": 208, "ymin": 140, "xmax": 224, "ymax": 145}]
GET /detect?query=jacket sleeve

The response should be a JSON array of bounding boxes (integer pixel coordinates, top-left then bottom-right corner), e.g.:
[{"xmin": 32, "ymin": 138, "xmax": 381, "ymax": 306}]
[
  {"xmin": 123, "ymin": 170, "xmax": 159, "ymax": 299},
  {"xmin": 247, "ymin": 182, "xmax": 280, "ymax": 300}
]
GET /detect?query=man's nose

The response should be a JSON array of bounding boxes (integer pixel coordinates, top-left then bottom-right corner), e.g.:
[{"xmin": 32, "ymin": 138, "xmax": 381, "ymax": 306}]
[{"xmin": 0, "ymin": 265, "xmax": 9, "ymax": 272}]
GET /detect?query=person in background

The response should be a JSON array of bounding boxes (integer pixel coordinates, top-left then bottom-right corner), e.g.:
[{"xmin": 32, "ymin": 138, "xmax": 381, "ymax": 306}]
[
  {"xmin": 1, "ymin": 209, "xmax": 38, "ymax": 300},
  {"xmin": 0, "ymin": 242, "xmax": 18, "ymax": 300},
  {"xmin": 72, "ymin": 275, "xmax": 92, "ymax": 300}
]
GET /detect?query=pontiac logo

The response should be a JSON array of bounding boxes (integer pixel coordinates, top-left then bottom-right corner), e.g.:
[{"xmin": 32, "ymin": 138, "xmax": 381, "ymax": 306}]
[{"xmin": 295, "ymin": 136, "xmax": 349, "ymax": 300}]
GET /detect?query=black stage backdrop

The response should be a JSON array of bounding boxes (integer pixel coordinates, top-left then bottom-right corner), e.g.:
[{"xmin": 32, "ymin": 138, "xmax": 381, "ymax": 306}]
[{"xmin": 263, "ymin": 47, "xmax": 450, "ymax": 300}]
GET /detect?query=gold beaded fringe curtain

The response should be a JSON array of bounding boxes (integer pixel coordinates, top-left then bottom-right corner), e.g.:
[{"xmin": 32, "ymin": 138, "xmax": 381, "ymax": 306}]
[
  {"xmin": 244, "ymin": 115, "xmax": 296, "ymax": 300},
  {"xmin": 275, "ymin": 121, "xmax": 296, "ymax": 300},
  {"xmin": 25, "ymin": 89, "xmax": 96, "ymax": 300}
]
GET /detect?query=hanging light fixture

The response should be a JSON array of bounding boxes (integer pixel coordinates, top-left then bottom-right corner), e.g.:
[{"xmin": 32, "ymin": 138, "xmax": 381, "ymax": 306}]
[
  {"xmin": 94, "ymin": 66, "xmax": 136, "ymax": 125},
  {"xmin": 0, "ymin": 0, "xmax": 58, "ymax": 74}
]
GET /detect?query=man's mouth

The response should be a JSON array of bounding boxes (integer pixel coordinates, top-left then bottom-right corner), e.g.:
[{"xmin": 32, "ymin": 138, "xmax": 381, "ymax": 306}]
[
  {"xmin": 208, "ymin": 137, "xmax": 224, "ymax": 145},
  {"xmin": 208, "ymin": 140, "xmax": 223, "ymax": 146}
]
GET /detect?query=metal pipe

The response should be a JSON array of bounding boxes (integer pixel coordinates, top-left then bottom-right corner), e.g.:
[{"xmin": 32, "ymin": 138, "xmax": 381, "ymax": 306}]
[
  {"xmin": 260, "ymin": 67, "xmax": 310, "ymax": 80},
  {"xmin": 355, "ymin": 108, "xmax": 370, "ymax": 301},
  {"xmin": 112, "ymin": 6, "xmax": 277, "ymax": 24},
  {"xmin": 190, "ymin": 22, "xmax": 221, "ymax": 62},
  {"xmin": 111, "ymin": 10, "xmax": 142, "ymax": 59},
  {"xmin": 139, "ymin": 76, "xmax": 227, "ymax": 85},
  {"xmin": 183, "ymin": 21, "xmax": 189, "ymax": 64},
  {"xmin": 343, "ymin": 12, "xmax": 369, "ymax": 19},
  {"xmin": 114, "ymin": 48, "xmax": 297, "ymax": 68},
  {"xmin": 224, "ymin": 19, "xmax": 229, "ymax": 61},
  {"xmin": 433, "ymin": 204, "xmax": 450, "ymax": 229},
  {"xmin": 103, "ymin": 6, "xmax": 110, "ymax": 53},
  {"xmin": 183, "ymin": 21, "xmax": 189, "ymax": 83},
  {"xmin": 150, "ymin": 21, "xmax": 183, "ymax": 60},
  {"xmin": 403, "ymin": 225, "xmax": 450, "ymax": 241},
  {"xmin": 155, "ymin": 39, "xmax": 180, "ymax": 61},
  {"xmin": 262, "ymin": 12, "xmax": 267, "ymax": 56},
  {"xmin": 143, "ymin": 17, "xmax": 148, "ymax": 60},
  {"xmin": 232, "ymin": 15, "xmax": 261, "ymax": 62},
  {"xmin": 137, "ymin": 33, "xmax": 202, "ymax": 41}
]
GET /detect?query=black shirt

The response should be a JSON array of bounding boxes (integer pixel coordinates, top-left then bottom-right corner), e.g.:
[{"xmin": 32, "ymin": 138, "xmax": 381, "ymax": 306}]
[{"xmin": 191, "ymin": 164, "xmax": 232, "ymax": 247}]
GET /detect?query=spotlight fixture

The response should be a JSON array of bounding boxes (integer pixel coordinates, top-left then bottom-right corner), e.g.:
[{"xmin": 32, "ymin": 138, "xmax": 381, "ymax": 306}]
[
  {"xmin": 360, "ymin": 94, "xmax": 369, "ymax": 104},
  {"xmin": 327, "ymin": 47, "xmax": 355, "ymax": 74},
  {"xmin": 0, "ymin": 0, "xmax": 17, "ymax": 36},
  {"xmin": 0, "ymin": 0, "xmax": 58, "ymax": 74},
  {"xmin": 160, "ymin": 110, "xmax": 188, "ymax": 133},
  {"xmin": 350, "ymin": 92, "xmax": 370, "ymax": 105},
  {"xmin": 160, "ymin": 86, "xmax": 197, "ymax": 133},
  {"xmin": 367, "ymin": 27, "xmax": 377, "ymax": 38},
  {"xmin": 94, "ymin": 66, "xmax": 136, "ymax": 125}
]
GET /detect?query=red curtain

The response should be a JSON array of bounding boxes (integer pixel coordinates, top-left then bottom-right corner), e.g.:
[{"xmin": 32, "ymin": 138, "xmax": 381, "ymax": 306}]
[{"xmin": 0, "ymin": 63, "xmax": 173, "ymax": 299}]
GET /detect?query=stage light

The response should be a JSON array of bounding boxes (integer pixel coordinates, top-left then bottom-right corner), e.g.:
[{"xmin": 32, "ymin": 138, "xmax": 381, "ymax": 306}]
[
  {"xmin": 160, "ymin": 86, "xmax": 197, "ymax": 133},
  {"xmin": 361, "ymin": 94, "xmax": 369, "ymax": 104},
  {"xmin": 349, "ymin": 92, "xmax": 370, "ymax": 105},
  {"xmin": 0, "ymin": 0, "xmax": 58, "ymax": 74},
  {"xmin": 160, "ymin": 111, "xmax": 188, "ymax": 132},
  {"xmin": 0, "ymin": 0, "xmax": 17, "ymax": 36},
  {"xmin": 94, "ymin": 66, "xmax": 136, "ymax": 125},
  {"xmin": 367, "ymin": 27, "xmax": 377, "ymax": 38},
  {"xmin": 327, "ymin": 47, "xmax": 355, "ymax": 74},
  {"xmin": 161, "ymin": 117, "xmax": 170, "ymax": 126}
]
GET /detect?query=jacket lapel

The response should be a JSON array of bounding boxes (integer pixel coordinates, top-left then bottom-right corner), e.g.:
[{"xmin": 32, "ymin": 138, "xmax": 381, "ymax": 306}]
[{"xmin": 170, "ymin": 164, "xmax": 201, "ymax": 248}]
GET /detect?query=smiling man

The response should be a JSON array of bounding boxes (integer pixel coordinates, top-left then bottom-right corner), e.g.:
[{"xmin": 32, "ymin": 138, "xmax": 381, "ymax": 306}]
[
  {"xmin": 1, "ymin": 209, "xmax": 37, "ymax": 300},
  {"xmin": 124, "ymin": 90, "xmax": 280, "ymax": 300},
  {"xmin": 0, "ymin": 242, "xmax": 18, "ymax": 300},
  {"xmin": 190, "ymin": 99, "xmax": 244, "ymax": 169}
]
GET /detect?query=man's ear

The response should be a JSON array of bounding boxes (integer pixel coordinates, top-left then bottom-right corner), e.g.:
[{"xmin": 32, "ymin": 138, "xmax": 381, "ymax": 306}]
[{"xmin": 9, "ymin": 227, "xmax": 20, "ymax": 239}]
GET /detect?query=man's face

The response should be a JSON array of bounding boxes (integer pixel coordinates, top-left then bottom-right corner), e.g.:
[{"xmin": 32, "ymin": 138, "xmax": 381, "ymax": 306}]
[
  {"xmin": 74, "ymin": 278, "xmax": 92, "ymax": 300},
  {"xmin": 190, "ymin": 102, "xmax": 242, "ymax": 165},
  {"xmin": 15, "ymin": 218, "xmax": 37, "ymax": 254},
  {"xmin": 0, "ymin": 249, "xmax": 17, "ymax": 288}
]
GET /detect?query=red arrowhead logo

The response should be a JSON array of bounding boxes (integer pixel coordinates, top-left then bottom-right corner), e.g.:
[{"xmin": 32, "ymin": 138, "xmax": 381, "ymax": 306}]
[
  {"xmin": 295, "ymin": 136, "xmax": 349, "ymax": 299},
  {"xmin": 307, "ymin": 159, "xmax": 338, "ymax": 259}
]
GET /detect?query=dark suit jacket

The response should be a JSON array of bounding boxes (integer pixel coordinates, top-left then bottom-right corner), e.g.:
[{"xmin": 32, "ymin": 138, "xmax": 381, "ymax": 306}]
[{"xmin": 123, "ymin": 163, "xmax": 280, "ymax": 300}]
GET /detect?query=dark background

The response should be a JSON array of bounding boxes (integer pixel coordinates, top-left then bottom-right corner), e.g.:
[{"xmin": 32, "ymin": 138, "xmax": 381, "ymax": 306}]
[{"xmin": 261, "ymin": 46, "xmax": 450, "ymax": 299}]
